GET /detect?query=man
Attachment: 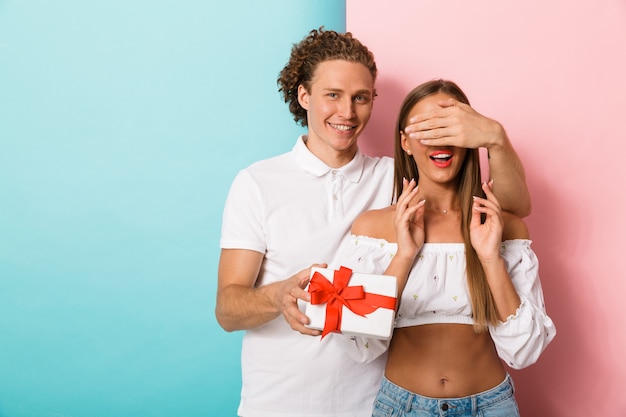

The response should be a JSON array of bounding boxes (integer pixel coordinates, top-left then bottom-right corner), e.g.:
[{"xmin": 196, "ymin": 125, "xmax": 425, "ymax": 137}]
[{"xmin": 216, "ymin": 28, "xmax": 531, "ymax": 417}]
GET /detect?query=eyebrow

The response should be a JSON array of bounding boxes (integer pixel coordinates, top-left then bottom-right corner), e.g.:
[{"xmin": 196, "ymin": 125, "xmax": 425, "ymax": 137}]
[{"xmin": 323, "ymin": 88, "xmax": 372, "ymax": 96}]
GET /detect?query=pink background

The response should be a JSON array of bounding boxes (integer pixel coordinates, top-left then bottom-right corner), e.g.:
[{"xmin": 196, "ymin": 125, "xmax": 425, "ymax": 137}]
[{"xmin": 348, "ymin": 1, "xmax": 626, "ymax": 415}]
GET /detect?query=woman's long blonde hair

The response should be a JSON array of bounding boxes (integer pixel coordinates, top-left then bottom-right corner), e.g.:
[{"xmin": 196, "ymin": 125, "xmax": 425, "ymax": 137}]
[{"xmin": 393, "ymin": 79, "xmax": 498, "ymax": 331}]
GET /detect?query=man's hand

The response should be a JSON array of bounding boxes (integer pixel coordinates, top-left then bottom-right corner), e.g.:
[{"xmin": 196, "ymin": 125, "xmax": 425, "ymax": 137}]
[
  {"xmin": 403, "ymin": 98, "xmax": 505, "ymax": 150},
  {"xmin": 271, "ymin": 265, "xmax": 326, "ymax": 336}
]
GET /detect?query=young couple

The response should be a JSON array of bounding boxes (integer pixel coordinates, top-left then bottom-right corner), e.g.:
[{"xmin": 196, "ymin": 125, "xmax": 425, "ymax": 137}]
[{"xmin": 216, "ymin": 28, "xmax": 555, "ymax": 417}]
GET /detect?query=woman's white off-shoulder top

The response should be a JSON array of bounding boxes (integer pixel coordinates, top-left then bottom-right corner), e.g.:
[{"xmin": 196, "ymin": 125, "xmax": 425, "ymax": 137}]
[{"xmin": 331, "ymin": 235, "xmax": 556, "ymax": 370}]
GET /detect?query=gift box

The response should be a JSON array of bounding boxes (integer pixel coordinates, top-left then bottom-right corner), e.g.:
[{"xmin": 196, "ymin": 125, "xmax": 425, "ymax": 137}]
[{"xmin": 305, "ymin": 266, "xmax": 397, "ymax": 340}]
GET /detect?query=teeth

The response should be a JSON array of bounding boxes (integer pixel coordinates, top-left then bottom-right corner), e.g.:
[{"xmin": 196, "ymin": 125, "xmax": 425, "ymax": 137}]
[
  {"xmin": 432, "ymin": 154, "xmax": 452, "ymax": 159},
  {"xmin": 330, "ymin": 123, "xmax": 353, "ymax": 131}
]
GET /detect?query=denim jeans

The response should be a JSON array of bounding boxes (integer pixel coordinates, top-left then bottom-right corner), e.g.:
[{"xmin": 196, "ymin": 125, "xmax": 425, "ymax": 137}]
[{"xmin": 372, "ymin": 374, "xmax": 520, "ymax": 417}]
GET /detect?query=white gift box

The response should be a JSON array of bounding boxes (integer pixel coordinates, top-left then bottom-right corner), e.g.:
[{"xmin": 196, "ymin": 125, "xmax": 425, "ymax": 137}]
[{"xmin": 305, "ymin": 266, "xmax": 398, "ymax": 340}]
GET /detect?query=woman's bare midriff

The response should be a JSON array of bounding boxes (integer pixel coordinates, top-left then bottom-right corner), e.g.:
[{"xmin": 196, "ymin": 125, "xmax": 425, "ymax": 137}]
[{"xmin": 385, "ymin": 323, "xmax": 506, "ymax": 398}]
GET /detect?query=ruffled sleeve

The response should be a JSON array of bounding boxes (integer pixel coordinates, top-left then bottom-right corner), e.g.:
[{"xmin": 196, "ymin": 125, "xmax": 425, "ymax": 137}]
[
  {"xmin": 489, "ymin": 240, "xmax": 557, "ymax": 369},
  {"xmin": 327, "ymin": 235, "xmax": 397, "ymax": 364},
  {"xmin": 335, "ymin": 234, "xmax": 397, "ymax": 275}
]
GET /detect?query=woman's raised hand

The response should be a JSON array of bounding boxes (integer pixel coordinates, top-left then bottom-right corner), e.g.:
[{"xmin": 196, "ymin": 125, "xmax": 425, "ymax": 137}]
[
  {"xmin": 394, "ymin": 178, "xmax": 425, "ymax": 261},
  {"xmin": 470, "ymin": 180, "xmax": 504, "ymax": 264}
]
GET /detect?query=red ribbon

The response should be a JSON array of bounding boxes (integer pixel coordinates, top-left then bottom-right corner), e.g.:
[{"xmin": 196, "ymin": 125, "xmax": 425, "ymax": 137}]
[{"xmin": 308, "ymin": 266, "xmax": 397, "ymax": 339}]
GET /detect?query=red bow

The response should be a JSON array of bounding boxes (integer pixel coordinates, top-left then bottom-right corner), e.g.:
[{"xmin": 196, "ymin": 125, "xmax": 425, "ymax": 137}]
[{"xmin": 308, "ymin": 266, "xmax": 397, "ymax": 339}]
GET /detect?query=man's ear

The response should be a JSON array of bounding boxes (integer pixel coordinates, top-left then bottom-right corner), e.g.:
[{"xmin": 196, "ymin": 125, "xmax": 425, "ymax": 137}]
[{"xmin": 297, "ymin": 84, "xmax": 309, "ymax": 110}]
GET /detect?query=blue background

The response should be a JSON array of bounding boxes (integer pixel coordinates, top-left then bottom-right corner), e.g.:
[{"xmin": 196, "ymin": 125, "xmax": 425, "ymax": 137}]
[{"xmin": 0, "ymin": 1, "xmax": 344, "ymax": 415}]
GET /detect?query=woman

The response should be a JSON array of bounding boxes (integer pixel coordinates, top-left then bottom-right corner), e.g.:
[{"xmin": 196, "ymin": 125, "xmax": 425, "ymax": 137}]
[{"xmin": 337, "ymin": 80, "xmax": 556, "ymax": 416}]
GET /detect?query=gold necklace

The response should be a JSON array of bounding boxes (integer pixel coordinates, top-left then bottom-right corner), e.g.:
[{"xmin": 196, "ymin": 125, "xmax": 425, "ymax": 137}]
[{"xmin": 425, "ymin": 202, "xmax": 456, "ymax": 215}]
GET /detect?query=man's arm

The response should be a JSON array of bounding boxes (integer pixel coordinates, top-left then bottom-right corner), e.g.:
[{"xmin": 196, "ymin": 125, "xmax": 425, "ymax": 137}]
[
  {"xmin": 403, "ymin": 97, "xmax": 531, "ymax": 217},
  {"xmin": 481, "ymin": 122, "xmax": 531, "ymax": 217},
  {"xmin": 215, "ymin": 248, "xmax": 322, "ymax": 335}
]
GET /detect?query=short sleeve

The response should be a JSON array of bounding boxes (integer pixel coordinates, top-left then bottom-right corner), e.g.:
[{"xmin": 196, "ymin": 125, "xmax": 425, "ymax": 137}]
[
  {"xmin": 489, "ymin": 240, "xmax": 557, "ymax": 369},
  {"xmin": 220, "ymin": 169, "xmax": 266, "ymax": 253}
]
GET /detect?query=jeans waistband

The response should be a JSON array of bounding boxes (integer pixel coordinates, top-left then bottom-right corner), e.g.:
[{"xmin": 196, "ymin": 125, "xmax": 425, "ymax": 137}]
[{"xmin": 378, "ymin": 374, "xmax": 515, "ymax": 415}]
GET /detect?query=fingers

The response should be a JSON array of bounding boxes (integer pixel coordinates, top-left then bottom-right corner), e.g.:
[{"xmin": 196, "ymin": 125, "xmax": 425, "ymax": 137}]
[
  {"xmin": 436, "ymin": 97, "xmax": 458, "ymax": 109},
  {"xmin": 275, "ymin": 269, "xmax": 323, "ymax": 336},
  {"xmin": 398, "ymin": 178, "xmax": 419, "ymax": 204},
  {"xmin": 472, "ymin": 180, "xmax": 503, "ymax": 224},
  {"xmin": 404, "ymin": 125, "xmax": 457, "ymax": 147},
  {"xmin": 470, "ymin": 193, "xmax": 484, "ymax": 228},
  {"xmin": 297, "ymin": 263, "xmax": 327, "ymax": 289},
  {"xmin": 470, "ymin": 180, "xmax": 504, "ymax": 261},
  {"xmin": 405, "ymin": 99, "xmax": 462, "ymax": 126},
  {"xmin": 395, "ymin": 178, "xmax": 425, "ymax": 251},
  {"xmin": 282, "ymin": 296, "xmax": 321, "ymax": 336},
  {"xmin": 401, "ymin": 199, "xmax": 425, "ymax": 241},
  {"xmin": 406, "ymin": 98, "xmax": 461, "ymax": 125},
  {"xmin": 283, "ymin": 300, "xmax": 321, "ymax": 336},
  {"xmin": 476, "ymin": 180, "xmax": 501, "ymax": 210},
  {"xmin": 482, "ymin": 179, "xmax": 495, "ymax": 195},
  {"xmin": 410, "ymin": 199, "xmax": 426, "ymax": 223},
  {"xmin": 398, "ymin": 197, "xmax": 425, "ymax": 224},
  {"xmin": 472, "ymin": 195, "xmax": 499, "ymax": 216},
  {"xmin": 396, "ymin": 179, "xmax": 420, "ymax": 221},
  {"xmin": 404, "ymin": 99, "xmax": 488, "ymax": 148}
]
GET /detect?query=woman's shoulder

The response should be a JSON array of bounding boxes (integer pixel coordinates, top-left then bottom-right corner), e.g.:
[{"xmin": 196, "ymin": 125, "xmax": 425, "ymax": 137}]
[
  {"xmin": 352, "ymin": 205, "xmax": 396, "ymax": 241},
  {"xmin": 501, "ymin": 211, "xmax": 530, "ymax": 241}
]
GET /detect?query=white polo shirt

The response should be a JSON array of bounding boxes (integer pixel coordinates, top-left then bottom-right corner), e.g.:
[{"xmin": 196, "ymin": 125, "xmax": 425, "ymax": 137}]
[{"xmin": 220, "ymin": 135, "xmax": 394, "ymax": 417}]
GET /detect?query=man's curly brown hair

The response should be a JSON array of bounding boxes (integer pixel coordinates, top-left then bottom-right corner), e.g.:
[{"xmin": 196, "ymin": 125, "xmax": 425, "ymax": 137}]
[{"xmin": 277, "ymin": 27, "xmax": 377, "ymax": 127}]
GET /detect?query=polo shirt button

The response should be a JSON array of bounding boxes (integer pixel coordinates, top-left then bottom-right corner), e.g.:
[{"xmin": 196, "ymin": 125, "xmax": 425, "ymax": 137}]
[{"xmin": 441, "ymin": 403, "xmax": 449, "ymax": 411}]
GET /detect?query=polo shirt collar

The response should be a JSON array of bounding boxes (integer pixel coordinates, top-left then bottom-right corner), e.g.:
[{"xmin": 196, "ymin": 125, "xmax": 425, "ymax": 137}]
[{"xmin": 293, "ymin": 135, "xmax": 364, "ymax": 183}]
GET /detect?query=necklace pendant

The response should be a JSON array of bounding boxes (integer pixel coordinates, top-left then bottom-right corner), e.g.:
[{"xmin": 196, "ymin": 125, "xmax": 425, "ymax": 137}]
[{"xmin": 442, "ymin": 209, "xmax": 447, "ymax": 214}]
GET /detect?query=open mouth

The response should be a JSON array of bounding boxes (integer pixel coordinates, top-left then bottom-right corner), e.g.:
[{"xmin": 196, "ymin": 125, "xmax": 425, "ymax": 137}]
[
  {"xmin": 430, "ymin": 151, "xmax": 453, "ymax": 167},
  {"xmin": 329, "ymin": 122, "xmax": 356, "ymax": 132}
]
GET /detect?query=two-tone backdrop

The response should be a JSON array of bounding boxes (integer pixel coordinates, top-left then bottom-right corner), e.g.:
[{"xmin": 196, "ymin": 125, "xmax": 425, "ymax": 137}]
[{"xmin": 1, "ymin": 1, "xmax": 624, "ymax": 416}]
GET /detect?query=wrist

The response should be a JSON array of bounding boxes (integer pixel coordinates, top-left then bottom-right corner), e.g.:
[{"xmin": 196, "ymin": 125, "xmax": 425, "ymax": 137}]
[
  {"xmin": 485, "ymin": 120, "xmax": 508, "ymax": 152},
  {"xmin": 393, "ymin": 248, "xmax": 420, "ymax": 264},
  {"xmin": 263, "ymin": 281, "xmax": 284, "ymax": 314},
  {"xmin": 478, "ymin": 254, "xmax": 506, "ymax": 272}
]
